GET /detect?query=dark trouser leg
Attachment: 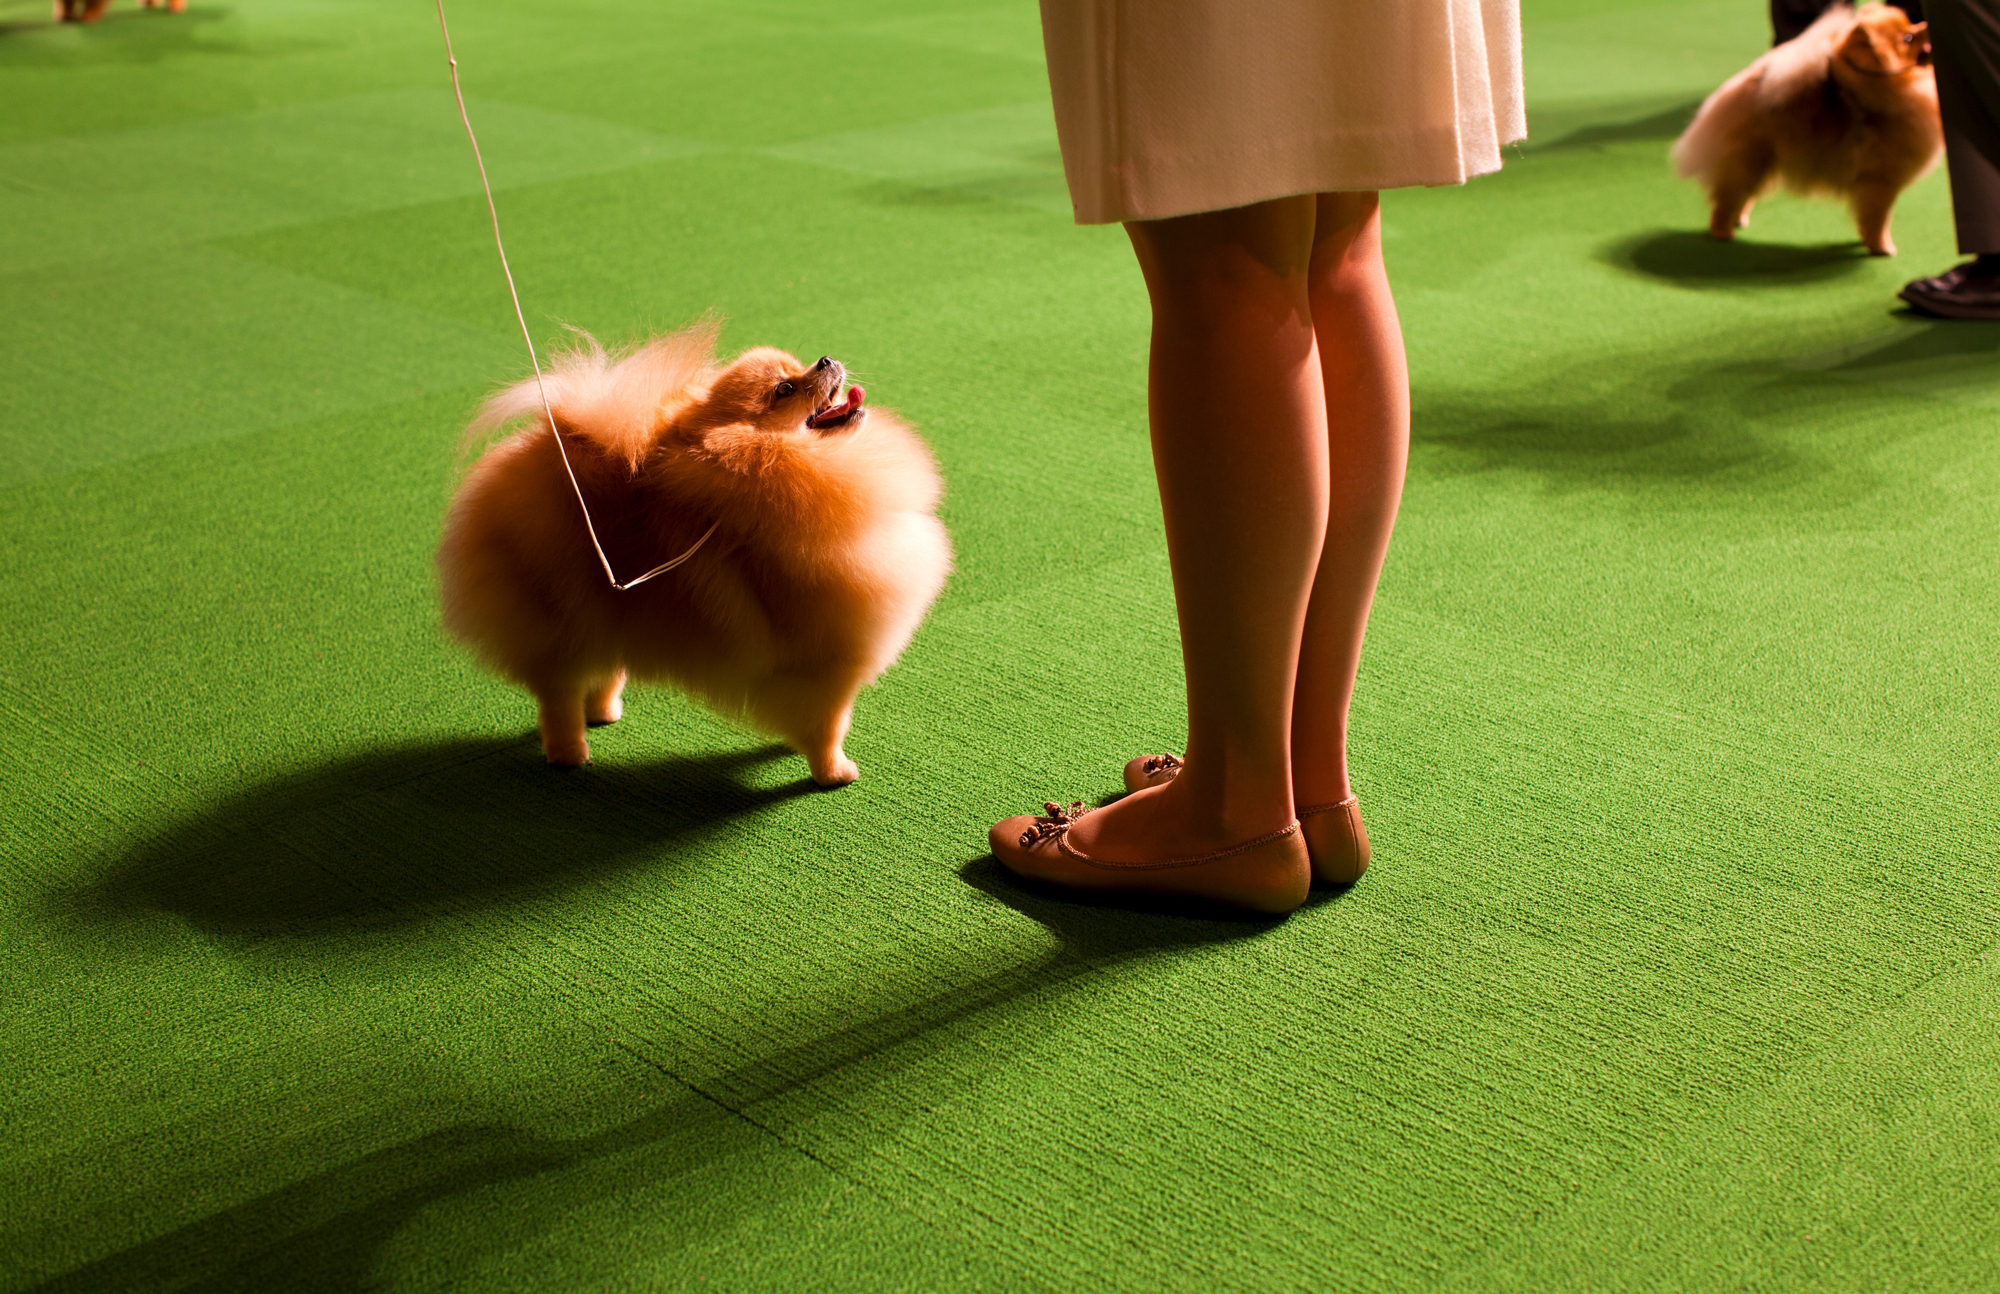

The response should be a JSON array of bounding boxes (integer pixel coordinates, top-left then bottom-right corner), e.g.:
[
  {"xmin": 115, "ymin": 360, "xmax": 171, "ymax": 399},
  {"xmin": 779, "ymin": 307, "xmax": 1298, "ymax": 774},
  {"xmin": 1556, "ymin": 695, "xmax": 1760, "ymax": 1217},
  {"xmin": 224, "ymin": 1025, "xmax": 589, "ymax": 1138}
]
[
  {"xmin": 1769, "ymin": 1, "xmax": 1923, "ymax": 45},
  {"xmin": 1930, "ymin": 0, "xmax": 2000, "ymax": 253},
  {"xmin": 1771, "ymin": 0, "xmax": 1831, "ymax": 44}
]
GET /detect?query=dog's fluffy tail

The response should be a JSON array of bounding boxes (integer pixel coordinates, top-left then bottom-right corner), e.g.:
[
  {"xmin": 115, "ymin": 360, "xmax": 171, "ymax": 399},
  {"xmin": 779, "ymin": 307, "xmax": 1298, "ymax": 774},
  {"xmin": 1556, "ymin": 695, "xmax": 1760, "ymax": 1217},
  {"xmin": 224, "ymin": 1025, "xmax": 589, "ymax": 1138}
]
[
  {"xmin": 1672, "ymin": 3, "xmax": 1855, "ymax": 182},
  {"xmin": 461, "ymin": 318, "xmax": 721, "ymax": 468}
]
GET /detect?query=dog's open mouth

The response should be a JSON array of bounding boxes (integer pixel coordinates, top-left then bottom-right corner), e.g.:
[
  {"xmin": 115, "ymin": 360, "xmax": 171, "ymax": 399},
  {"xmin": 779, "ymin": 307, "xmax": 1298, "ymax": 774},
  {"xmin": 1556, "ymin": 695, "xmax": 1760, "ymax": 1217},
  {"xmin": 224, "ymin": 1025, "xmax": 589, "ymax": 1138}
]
[{"xmin": 806, "ymin": 385, "xmax": 866, "ymax": 431}]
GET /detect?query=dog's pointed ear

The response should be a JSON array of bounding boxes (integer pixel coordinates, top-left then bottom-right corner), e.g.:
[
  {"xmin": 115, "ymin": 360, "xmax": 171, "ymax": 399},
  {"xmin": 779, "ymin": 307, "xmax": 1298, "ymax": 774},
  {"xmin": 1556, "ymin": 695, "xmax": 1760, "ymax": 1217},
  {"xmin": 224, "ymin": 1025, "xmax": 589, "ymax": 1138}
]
[{"xmin": 1841, "ymin": 21, "xmax": 1889, "ymax": 73}]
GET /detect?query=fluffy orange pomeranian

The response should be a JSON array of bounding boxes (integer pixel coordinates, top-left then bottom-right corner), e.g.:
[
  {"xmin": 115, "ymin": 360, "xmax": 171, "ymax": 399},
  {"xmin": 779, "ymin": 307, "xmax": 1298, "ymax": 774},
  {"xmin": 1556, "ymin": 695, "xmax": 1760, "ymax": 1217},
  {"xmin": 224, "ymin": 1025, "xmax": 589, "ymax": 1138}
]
[
  {"xmin": 1672, "ymin": 2, "xmax": 1940, "ymax": 255},
  {"xmin": 437, "ymin": 322, "xmax": 951, "ymax": 786}
]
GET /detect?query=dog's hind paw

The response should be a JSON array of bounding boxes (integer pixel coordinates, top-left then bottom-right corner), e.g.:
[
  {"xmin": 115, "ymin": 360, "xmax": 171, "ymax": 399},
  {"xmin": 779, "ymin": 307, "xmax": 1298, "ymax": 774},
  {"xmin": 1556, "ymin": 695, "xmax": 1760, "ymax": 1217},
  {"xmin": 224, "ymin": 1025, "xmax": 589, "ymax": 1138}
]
[
  {"xmin": 810, "ymin": 755, "xmax": 860, "ymax": 788},
  {"xmin": 585, "ymin": 672, "xmax": 626, "ymax": 726}
]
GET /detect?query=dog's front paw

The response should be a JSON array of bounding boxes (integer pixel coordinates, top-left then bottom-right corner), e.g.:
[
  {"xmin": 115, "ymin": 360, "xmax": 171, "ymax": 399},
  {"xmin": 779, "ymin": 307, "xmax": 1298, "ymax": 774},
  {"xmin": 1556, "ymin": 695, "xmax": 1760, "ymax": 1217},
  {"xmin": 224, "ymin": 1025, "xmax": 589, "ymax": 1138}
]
[{"xmin": 810, "ymin": 755, "xmax": 860, "ymax": 788}]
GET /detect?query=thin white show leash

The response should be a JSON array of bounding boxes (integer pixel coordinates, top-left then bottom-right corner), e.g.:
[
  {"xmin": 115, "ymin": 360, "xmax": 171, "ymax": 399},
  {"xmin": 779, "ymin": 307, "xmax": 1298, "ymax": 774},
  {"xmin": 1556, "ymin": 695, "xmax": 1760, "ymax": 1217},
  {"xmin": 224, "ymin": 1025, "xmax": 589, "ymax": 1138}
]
[{"xmin": 434, "ymin": 0, "xmax": 716, "ymax": 590}]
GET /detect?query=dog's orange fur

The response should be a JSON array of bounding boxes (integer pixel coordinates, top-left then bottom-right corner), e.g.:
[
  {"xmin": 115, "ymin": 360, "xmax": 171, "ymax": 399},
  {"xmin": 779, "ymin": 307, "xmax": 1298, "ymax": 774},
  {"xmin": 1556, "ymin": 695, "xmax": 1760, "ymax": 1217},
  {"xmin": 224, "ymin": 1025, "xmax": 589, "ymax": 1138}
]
[
  {"xmin": 437, "ymin": 322, "xmax": 951, "ymax": 786},
  {"xmin": 1672, "ymin": 3, "xmax": 1941, "ymax": 256}
]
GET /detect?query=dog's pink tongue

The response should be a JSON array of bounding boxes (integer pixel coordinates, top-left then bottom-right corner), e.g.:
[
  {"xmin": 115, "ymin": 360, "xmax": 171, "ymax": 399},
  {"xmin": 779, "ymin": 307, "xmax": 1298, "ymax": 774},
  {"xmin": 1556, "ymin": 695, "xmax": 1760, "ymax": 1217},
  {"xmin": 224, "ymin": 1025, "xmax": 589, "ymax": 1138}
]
[{"xmin": 808, "ymin": 385, "xmax": 867, "ymax": 429}]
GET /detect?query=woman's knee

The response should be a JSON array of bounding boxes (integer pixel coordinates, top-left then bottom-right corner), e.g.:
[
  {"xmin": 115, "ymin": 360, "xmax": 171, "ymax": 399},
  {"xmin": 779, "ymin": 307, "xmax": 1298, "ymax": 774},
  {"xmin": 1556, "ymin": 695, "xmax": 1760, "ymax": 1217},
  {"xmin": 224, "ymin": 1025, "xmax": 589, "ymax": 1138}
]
[
  {"xmin": 1309, "ymin": 192, "xmax": 1386, "ymax": 282},
  {"xmin": 1126, "ymin": 195, "xmax": 1317, "ymax": 310}
]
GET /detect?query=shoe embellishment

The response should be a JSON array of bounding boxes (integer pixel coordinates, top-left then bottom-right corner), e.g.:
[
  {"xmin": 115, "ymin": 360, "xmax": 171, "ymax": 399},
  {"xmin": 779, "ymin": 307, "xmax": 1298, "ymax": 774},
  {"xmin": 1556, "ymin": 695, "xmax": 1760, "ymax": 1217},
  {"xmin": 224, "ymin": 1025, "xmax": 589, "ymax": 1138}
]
[
  {"xmin": 1020, "ymin": 800, "xmax": 1089, "ymax": 848},
  {"xmin": 1142, "ymin": 753, "xmax": 1183, "ymax": 777}
]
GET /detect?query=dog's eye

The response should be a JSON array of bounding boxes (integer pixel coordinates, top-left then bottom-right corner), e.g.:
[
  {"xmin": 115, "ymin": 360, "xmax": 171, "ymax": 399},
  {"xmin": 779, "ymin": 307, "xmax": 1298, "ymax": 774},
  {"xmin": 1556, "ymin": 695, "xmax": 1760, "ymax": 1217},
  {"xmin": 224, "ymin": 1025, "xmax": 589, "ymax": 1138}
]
[{"xmin": 774, "ymin": 381, "xmax": 797, "ymax": 400}]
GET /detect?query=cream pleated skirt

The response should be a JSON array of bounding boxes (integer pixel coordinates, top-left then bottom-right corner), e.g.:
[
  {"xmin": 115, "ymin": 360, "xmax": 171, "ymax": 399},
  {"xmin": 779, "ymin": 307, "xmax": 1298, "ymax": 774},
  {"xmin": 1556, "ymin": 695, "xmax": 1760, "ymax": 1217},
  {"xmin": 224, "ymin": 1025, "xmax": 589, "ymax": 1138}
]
[{"xmin": 1038, "ymin": 0, "xmax": 1527, "ymax": 224}]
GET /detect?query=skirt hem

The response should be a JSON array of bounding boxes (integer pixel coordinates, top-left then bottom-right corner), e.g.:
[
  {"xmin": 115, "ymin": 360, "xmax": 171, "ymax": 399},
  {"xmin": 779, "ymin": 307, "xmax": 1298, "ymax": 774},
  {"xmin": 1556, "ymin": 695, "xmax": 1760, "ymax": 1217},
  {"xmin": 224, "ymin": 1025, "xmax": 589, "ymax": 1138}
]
[{"xmin": 1064, "ymin": 125, "xmax": 1526, "ymax": 225}]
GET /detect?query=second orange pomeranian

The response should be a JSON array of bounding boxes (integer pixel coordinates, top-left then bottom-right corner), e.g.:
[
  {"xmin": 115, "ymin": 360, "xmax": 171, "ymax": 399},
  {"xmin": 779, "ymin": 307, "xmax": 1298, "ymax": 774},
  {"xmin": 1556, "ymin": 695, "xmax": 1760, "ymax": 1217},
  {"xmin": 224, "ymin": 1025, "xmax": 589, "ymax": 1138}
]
[
  {"xmin": 1672, "ymin": 2, "xmax": 1941, "ymax": 256},
  {"xmin": 437, "ymin": 322, "xmax": 952, "ymax": 786},
  {"xmin": 55, "ymin": 0, "xmax": 183, "ymax": 21}
]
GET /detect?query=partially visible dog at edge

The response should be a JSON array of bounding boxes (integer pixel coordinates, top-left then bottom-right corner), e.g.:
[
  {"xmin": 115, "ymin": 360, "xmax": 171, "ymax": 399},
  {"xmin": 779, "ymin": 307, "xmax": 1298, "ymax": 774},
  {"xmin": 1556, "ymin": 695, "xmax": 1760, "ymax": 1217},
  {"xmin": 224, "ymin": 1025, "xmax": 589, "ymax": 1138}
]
[
  {"xmin": 1673, "ymin": 2, "xmax": 1941, "ymax": 256},
  {"xmin": 54, "ymin": 0, "xmax": 183, "ymax": 21},
  {"xmin": 436, "ymin": 321, "xmax": 952, "ymax": 787}
]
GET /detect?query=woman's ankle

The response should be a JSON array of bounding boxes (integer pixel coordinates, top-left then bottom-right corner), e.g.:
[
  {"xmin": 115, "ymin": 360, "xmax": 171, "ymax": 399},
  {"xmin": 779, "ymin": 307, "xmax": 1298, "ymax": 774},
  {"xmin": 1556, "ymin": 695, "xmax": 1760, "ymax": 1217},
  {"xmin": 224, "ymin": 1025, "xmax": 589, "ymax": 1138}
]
[
  {"xmin": 1290, "ymin": 756, "xmax": 1354, "ymax": 811},
  {"xmin": 1294, "ymin": 783, "xmax": 1355, "ymax": 811},
  {"xmin": 1070, "ymin": 778, "xmax": 1292, "ymax": 862}
]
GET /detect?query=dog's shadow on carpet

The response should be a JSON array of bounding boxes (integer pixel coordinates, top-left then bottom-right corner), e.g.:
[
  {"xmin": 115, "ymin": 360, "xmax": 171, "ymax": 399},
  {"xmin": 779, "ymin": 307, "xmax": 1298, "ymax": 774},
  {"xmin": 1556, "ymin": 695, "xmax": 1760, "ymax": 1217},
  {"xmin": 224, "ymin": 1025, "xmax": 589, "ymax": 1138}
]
[
  {"xmin": 62, "ymin": 738, "xmax": 812, "ymax": 943},
  {"xmin": 1605, "ymin": 229, "xmax": 1871, "ymax": 287}
]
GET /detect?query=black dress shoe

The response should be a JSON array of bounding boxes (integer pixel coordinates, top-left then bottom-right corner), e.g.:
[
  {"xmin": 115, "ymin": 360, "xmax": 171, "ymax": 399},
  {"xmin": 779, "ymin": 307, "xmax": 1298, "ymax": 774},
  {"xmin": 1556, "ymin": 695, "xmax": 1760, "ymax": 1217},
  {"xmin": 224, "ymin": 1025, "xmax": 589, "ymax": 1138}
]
[{"xmin": 1899, "ymin": 262, "xmax": 2000, "ymax": 321}]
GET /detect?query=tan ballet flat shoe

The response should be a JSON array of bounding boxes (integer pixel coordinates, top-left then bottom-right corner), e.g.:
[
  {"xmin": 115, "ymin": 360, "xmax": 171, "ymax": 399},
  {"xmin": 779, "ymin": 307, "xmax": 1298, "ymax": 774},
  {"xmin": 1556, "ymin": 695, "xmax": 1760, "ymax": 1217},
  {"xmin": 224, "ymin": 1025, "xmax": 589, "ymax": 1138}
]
[
  {"xmin": 989, "ymin": 799, "xmax": 1310, "ymax": 915},
  {"xmin": 1299, "ymin": 795, "xmax": 1369, "ymax": 885},
  {"xmin": 1121, "ymin": 752, "xmax": 1184, "ymax": 793}
]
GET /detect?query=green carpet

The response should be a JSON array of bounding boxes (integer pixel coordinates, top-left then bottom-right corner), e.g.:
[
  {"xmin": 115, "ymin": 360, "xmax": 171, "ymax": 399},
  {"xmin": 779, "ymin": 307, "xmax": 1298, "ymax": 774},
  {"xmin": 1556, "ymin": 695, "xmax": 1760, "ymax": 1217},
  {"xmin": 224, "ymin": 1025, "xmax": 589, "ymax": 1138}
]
[{"xmin": 5, "ymin": 0, "xmax": 1999, "ymax": 1289}]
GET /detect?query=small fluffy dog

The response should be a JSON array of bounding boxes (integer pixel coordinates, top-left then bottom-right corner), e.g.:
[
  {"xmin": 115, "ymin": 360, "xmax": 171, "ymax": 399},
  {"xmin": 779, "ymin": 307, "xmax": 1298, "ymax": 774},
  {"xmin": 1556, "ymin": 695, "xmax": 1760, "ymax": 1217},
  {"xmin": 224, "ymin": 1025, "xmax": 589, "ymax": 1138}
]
[
  {"xmin": 1672, "ymin": 3, "xmax": 1941, "ymax": 256},
  {"xmin": 55, "ymin": 0, "xmax": 184, "ymax": 20},
  {"xmin": 437, "ymin": 322, "xmax": 951, "ymax": 786}
]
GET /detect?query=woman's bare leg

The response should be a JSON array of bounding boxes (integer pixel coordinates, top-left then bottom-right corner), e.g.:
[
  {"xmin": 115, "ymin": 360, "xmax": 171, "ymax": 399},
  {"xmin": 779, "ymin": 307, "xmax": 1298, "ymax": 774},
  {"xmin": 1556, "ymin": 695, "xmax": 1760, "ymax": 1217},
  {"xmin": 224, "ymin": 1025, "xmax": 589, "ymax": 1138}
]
[
  {"xmin": 1064, "ymin": 195, "xmax": 1329, "ymax": 863},
  {"xmin": 1290, "ymin": 192, "xmax": 1409, "ymax": 813}
]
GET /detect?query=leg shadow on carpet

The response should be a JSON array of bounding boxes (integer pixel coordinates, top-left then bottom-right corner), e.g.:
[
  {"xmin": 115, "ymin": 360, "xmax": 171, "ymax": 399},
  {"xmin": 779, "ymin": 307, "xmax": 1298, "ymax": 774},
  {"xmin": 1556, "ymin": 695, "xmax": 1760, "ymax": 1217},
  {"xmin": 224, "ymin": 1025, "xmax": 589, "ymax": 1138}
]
[
  {"xmin": 18, "ymin": 1090, "xmax": 847, "ymax": 1294},
  {"xmin": 56, "ymin": 738, "xmax": 812, "ymax": 944},
  {"xmin": 21, "ymin": 858, "xmax": 1269, "ymax": 1294},
  {"xmin": 1812, "ymin": 312, "xmax": 2000, "ymax": 370},
  {"xmin": 1406, "ymin": 323, "xmax": 1959, "ymax": 506},
  {"xmin": 691, "ymin": 856, "xmax": 1281, "ymax": 1109},
  {"xmin": 1528, "ymin": 100, "xmax": 1701, "ymax": 153}
]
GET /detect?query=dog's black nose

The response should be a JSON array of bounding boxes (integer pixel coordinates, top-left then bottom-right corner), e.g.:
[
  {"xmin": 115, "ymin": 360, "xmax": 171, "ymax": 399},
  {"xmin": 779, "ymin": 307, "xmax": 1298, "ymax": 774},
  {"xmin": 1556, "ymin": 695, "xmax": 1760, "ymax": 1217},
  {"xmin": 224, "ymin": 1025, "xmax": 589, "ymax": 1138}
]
[{"xmin": 813, "ymin": 356, "xmax": 833, "ymax": 371}]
